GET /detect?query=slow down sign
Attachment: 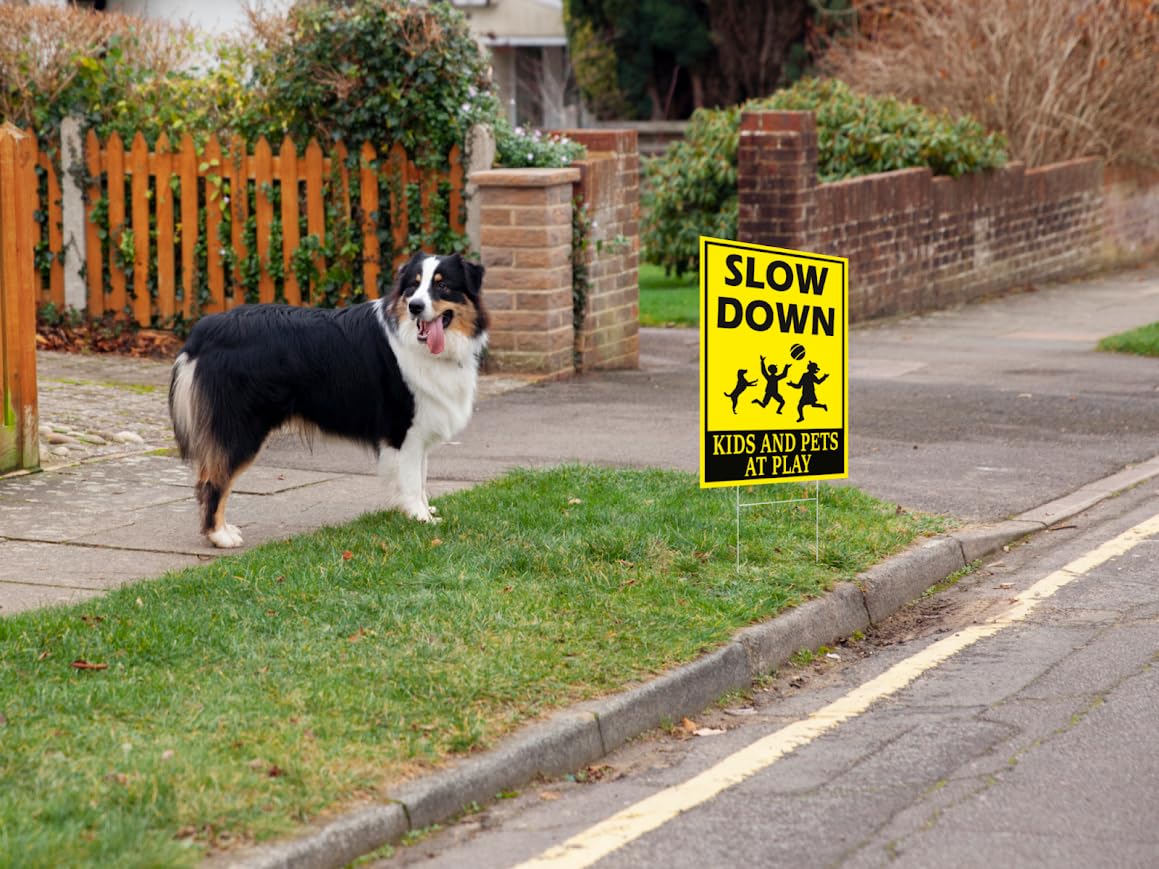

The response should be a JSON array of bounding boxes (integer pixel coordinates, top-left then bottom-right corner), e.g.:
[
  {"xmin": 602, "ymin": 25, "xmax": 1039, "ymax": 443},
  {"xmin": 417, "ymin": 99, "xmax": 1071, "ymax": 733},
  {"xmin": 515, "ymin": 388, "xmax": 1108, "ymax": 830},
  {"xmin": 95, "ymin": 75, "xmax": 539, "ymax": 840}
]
[{"xmin": 699, "ymin": 236, "xmax": 849, "ymax": 488}]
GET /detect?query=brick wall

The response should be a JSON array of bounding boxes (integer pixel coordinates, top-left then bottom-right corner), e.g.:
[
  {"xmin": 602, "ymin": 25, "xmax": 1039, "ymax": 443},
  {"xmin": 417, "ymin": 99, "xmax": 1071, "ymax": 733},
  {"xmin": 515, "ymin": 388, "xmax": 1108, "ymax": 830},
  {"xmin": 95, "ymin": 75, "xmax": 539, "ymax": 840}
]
[
  {"xmin": 471, "ymin": 129, "xmax": 640, "ymax": 377},
  {"xmin": 562, "ymin": 129, "xmax": 640, "ymax": 372},
  {"xmin": 737, "ymin": 111, "xmax": 1106, "ymax": 322},
  {"xmin": 1103, "ymin": 166, "xmax": 1159, "ymax": 265}
]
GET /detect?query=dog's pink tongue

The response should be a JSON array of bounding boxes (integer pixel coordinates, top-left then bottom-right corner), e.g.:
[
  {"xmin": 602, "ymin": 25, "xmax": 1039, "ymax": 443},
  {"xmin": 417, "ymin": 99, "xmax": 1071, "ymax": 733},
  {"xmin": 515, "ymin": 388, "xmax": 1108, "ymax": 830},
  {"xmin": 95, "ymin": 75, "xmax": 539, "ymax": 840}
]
[{"xmin": 426, "ymin": 316, "xmax": 445, "ymax": 355}]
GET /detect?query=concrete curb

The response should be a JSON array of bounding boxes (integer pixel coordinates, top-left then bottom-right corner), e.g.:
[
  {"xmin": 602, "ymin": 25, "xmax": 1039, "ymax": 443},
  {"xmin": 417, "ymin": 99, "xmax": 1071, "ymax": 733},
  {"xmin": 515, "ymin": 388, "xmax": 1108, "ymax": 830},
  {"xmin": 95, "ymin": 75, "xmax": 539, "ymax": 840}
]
[{"xmin": 215, "ymin": 457, "xmax": 1159, "ymax": 869}]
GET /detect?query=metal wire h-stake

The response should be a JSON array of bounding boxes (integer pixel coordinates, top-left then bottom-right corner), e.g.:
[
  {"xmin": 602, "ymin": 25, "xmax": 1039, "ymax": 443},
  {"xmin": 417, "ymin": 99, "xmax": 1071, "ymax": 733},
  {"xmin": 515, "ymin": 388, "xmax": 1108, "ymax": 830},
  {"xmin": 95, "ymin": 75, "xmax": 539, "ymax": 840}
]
[{"xmin": 735, "ymin": 480, "xmax": 820, "ymax": 569}]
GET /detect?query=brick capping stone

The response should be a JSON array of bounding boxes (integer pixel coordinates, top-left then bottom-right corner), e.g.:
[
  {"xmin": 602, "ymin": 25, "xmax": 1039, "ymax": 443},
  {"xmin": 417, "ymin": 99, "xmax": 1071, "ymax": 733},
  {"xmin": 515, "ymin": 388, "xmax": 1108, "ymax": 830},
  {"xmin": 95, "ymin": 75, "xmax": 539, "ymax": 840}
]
[{"xmin": 470, "ymin": 167, "xmax": 582, "ymax": 188}]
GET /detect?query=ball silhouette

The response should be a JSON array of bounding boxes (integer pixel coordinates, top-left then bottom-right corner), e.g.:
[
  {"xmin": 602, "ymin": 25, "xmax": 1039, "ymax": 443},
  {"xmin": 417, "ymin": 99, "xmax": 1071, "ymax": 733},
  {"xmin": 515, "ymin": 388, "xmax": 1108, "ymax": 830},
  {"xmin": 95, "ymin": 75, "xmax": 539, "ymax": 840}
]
[{"xmin": 789, "ymin": 343, "xmax": 806, "ymax": 361}]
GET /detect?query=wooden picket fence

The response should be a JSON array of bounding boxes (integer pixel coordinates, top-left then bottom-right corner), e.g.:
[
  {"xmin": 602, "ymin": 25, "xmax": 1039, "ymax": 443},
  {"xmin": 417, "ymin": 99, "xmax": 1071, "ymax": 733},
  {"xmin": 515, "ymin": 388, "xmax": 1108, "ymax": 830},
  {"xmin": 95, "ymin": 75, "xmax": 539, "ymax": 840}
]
[
  {"xmin": 0, "ymin": 123, "xmax": 40, "ymax": 473},
  {"xmin": 33, "ymin": 130, "xmax": 465, "ymax": 326}
]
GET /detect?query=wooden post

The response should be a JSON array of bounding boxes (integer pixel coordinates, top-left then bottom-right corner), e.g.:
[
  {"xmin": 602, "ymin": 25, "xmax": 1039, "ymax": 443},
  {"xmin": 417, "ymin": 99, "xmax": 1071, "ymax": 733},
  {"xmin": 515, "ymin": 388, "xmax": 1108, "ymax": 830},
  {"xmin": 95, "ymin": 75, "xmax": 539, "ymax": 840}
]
[{"xmin": 0, "ymin": 123, "xmax": 40, "ymax": 472}]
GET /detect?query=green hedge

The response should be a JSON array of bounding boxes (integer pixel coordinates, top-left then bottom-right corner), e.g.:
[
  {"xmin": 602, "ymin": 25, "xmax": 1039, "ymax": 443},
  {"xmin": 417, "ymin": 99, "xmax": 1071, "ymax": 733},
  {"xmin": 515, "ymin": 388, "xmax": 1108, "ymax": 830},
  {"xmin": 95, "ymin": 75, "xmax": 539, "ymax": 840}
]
[{"xmin": 643, "ymin": 78, "xmax": 1008, "ymax": 277}]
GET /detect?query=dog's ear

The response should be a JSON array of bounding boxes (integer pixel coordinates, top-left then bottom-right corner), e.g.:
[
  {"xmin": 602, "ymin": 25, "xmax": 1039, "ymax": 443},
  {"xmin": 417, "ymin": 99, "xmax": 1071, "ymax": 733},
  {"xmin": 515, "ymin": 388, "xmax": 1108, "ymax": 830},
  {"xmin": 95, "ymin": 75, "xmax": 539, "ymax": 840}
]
[
  {"xmin": 456, "ymin": 254, "xmax": 485, "ymax": 297},
  {"xmin": 393, "ymin": 252, "xmax": 425, "ymax": 294}
]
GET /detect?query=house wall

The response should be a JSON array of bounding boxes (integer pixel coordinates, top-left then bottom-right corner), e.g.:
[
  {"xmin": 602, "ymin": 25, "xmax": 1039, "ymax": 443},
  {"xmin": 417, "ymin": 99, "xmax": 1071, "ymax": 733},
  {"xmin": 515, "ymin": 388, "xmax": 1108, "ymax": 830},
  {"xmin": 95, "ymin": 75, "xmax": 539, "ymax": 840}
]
[{"xmin": 103, "ymin": 0, "xmax": 291, "ymax": 34}]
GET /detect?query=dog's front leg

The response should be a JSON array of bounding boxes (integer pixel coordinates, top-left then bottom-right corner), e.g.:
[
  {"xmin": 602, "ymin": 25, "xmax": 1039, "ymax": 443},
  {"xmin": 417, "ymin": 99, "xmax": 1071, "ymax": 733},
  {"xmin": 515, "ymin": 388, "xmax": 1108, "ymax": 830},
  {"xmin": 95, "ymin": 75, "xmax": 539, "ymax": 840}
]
[{"xmin": 396, "ymin": 433, "xmax": 438, "ymax": 522}]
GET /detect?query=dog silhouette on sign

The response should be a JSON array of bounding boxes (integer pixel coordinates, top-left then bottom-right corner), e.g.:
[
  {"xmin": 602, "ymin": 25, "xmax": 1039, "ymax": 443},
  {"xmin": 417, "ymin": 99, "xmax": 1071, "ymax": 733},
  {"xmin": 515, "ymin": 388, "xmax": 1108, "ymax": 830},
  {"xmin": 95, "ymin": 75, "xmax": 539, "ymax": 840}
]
[
  {"xmin": 752, "ymin": 356, "xmax": 791, "ymax": 414},
  {"xmin": 788, "ymin": 361, "xmax": 828, "ymax": 422},
  {"xmin": 724, "ymin": 369, "xmax": 758, "ymax": 414}
]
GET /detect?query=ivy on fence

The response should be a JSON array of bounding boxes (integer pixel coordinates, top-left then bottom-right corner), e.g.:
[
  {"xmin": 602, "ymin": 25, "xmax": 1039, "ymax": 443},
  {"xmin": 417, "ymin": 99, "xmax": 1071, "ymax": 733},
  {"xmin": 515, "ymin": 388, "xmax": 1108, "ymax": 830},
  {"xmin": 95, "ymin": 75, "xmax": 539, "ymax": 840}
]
[{"xmin": 32, "ymin": 130, "xmax": 467, "ymax": 332}]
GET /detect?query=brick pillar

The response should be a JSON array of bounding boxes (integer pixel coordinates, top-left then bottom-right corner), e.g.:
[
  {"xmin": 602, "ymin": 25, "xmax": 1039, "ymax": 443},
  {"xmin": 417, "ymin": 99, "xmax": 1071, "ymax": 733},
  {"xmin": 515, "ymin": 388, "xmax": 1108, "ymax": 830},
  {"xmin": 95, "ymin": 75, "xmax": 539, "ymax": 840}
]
[
  {"xmin": 559, "ymin": 128, "xmax": 640, "ymax": 372},
  {"xmin": 470, "ymin": 167, "xmax": 581, "ymax": 378},
  {"xmin": 737, "ymin": 111, "xmax": 818, "ymax": 250}
]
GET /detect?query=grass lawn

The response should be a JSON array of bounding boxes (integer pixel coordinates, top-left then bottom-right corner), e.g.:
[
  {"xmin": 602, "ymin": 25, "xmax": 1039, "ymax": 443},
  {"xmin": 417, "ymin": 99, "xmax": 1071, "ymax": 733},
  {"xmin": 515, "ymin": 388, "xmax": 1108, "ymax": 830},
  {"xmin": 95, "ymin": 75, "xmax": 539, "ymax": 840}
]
[
  {"xmin": 1097, "ymin": 322, "xmax": 1159, "ymax": 357},
  {"xmin": 0, "ymin": 465, "xmax": 945, "ymax": 865},
  {"xmin": 639, "ymin": 263, "xmax": 698, "ymax": 328}
]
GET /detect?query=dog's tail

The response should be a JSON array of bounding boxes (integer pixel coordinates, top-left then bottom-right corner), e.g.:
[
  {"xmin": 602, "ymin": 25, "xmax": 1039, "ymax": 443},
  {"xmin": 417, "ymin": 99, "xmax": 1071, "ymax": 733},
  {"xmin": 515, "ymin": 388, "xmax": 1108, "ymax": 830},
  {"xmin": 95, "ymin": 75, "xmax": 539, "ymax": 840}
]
[
  {"xmin": 169, "ymin": 352, "xmax": 227, "ymax": 479},
  {"xmin": 169, "ymin": 352, "xmax": 201, "ymax": 462}
]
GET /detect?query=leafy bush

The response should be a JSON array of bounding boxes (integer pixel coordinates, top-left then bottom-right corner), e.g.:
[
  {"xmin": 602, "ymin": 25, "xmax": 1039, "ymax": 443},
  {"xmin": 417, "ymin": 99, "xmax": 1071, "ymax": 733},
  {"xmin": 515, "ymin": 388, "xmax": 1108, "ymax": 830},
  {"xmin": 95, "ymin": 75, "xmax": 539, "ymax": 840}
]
[
  {"xmin": 493, "ymin": 119, "xmax": 586, "ymax": 169},
  {"xmin": 235, "ymin": 0, "xmax": 493, "ymax": 166},
  {"xmin": 643, "ymin": 78, "xmax": 1008, "ymax": 276}
]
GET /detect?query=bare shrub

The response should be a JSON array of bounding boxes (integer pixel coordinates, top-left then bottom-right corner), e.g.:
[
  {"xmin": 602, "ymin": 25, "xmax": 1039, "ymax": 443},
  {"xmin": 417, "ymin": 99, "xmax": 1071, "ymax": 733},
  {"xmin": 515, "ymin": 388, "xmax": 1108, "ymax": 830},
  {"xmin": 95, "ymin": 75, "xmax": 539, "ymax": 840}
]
[
  {"xmin": 0, "ymin": 4, "xmax": 200, "ymax": 130},
  {"xmin": 818, "ymin": 0, "xmax": 1159, "ymax": 167}
]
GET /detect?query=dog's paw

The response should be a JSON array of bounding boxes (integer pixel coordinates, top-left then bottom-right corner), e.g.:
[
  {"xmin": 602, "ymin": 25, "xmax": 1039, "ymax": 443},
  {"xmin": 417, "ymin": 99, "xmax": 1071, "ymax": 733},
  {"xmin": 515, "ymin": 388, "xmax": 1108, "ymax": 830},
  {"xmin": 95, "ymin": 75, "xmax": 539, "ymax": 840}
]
[
  {"xmin": 401, "ymin": 502, "xmax": 441, "ymax": 523},
  {"xmin": 208, "ymin": 525, "xmax": 245, "ymax": 548}
]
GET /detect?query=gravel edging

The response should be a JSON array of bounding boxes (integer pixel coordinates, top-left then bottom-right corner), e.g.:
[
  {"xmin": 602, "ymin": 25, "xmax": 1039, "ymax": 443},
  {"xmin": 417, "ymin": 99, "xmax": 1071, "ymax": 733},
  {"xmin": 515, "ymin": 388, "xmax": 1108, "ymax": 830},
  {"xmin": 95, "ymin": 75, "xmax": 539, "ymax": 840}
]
[{"xmin": 210, "ymin": 455, "xmax": 1159, "ymax": 868}]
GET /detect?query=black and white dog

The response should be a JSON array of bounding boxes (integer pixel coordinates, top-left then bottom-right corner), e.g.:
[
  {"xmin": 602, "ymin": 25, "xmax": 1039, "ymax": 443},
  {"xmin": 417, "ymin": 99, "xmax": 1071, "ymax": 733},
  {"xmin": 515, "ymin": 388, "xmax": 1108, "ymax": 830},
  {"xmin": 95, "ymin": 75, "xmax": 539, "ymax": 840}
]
[{"xmin": 168, "ymin": 253, "xmax": 487, "ymax": 548}]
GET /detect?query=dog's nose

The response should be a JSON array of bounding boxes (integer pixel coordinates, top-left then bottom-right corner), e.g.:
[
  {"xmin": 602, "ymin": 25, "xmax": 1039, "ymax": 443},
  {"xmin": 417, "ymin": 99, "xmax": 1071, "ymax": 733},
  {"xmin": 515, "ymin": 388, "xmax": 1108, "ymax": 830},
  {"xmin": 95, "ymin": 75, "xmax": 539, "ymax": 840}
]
[{"xmin": 408, "ymin": 299, "xmax": 424, "ymax": 316}]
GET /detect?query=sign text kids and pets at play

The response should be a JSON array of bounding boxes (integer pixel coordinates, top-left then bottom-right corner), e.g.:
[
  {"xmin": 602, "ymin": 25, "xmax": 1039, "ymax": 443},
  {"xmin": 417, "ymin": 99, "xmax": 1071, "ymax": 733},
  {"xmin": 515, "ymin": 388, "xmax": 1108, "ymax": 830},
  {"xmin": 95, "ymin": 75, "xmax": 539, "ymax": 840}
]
[{"xmin": 699, "ymin": 237, "xmax": 849, "ymax": 488}]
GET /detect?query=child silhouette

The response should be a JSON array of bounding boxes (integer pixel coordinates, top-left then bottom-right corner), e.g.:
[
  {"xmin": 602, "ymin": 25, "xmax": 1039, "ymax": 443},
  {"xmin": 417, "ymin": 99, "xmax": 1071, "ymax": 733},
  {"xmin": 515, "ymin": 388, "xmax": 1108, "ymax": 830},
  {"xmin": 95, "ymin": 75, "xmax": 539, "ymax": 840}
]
[
  {"xmin": 787, "ymin": 361, "xmax": 828, "ymax": 422},
  {"xmin": 752, "ymin": 356, "xmax": 791, "ymax": 413},
  {"xmin": 724, "ymin": 369, "xmax": 758, "ymax": 414}
]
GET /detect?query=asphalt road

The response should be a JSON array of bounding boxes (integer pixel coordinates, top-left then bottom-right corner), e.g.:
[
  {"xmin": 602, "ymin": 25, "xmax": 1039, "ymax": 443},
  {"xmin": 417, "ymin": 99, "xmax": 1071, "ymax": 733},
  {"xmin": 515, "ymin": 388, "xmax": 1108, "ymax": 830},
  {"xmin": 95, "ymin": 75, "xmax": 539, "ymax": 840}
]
[{"xmin": 374, "ymin": 464, "xmax": 1159, "ymax": 869}]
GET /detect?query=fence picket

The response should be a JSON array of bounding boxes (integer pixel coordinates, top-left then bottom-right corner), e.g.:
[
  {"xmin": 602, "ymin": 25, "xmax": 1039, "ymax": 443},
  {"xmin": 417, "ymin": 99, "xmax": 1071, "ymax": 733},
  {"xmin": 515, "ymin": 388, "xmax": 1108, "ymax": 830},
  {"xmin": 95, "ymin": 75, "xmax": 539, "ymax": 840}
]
[
  {"xmin": 154, "ymin": 133, "xmax": 175, "ymax": 322},
  {"xmin": 448, "ymin": 143, "xmax": 464, "ymax": 236},
  {"xmin": 227, "ymin": 137, "xmax": 246, "ymax": 309},
  {"xmin": 388, "ymin": 142, "xmax": 409, "ymax": 267},
  {"xmin": 130, "ymin": 132, "xmax": 151, "ymax": 326},
  {"xmin": 105, "ymin": 132, "xmax": 127, "ymax": 317},
  {"xmin": 279, "ymin": 136, "xmax": 301, "ymax": 306},
  {"xmin": 178, "ymin": 133, "xmax": 198, "ymax": 319},
  {"xmin": 253, "ymin": 136, "xmax": 275, "ymax": 304},
  {"xmin": 202, "ymin": 135, "xmax": 226, "ymax": 314},
  {"xmin": 359, "ymin": 142, "xmax": 380, "ymax": 298},
  {"xmin": 84, "ymin": 129, "xmax": 104, "ymax": 315},
  {"xmin": 305, "ymin": 139, "xmax": 325, "ymax": 304},
  {"xmin": 37, "ymin": 149, "xmax": 64, "ymax": 309}
]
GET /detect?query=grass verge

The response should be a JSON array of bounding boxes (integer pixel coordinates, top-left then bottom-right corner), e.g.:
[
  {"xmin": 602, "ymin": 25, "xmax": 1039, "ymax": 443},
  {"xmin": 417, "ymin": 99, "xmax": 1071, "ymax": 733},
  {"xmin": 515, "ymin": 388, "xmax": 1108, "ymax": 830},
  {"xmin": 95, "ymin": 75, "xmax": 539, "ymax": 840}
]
[
  {"xmin": 1096, "ymin": 322, "xmax": 1159, "ymax": 357},
  {"xmin": 639, "ymin": 263, "xmax": 698, "ymax": 328},
  {"xmin": 0, "ymin": 465, "xmax": 945, "ymax": 865}
]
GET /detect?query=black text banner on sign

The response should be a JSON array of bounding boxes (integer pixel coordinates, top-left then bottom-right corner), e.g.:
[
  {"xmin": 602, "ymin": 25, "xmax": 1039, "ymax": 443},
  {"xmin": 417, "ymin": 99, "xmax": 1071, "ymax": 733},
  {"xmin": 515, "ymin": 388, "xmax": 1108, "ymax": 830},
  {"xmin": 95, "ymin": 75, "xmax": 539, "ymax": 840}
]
[{"xmin": 699, "ymin": 237, "xmax": 849, "ymax": 488}]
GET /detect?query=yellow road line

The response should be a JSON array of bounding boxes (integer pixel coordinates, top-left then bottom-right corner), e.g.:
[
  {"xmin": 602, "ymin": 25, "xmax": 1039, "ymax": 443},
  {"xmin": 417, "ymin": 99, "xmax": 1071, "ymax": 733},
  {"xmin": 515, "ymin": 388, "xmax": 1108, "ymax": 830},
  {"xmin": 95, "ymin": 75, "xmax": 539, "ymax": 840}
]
[{"xmin": 517, "ymin": 513, "xmax": 1159, "ymax": 869}]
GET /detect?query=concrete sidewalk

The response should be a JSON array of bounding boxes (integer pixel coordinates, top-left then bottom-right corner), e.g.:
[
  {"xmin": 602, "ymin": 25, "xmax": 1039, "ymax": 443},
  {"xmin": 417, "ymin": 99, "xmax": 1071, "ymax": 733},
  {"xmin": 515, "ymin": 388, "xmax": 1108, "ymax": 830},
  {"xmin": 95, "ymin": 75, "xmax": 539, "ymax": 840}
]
[{"xmin": 2, "ymin": 264, "xmax": 1157, "ymax": 619}]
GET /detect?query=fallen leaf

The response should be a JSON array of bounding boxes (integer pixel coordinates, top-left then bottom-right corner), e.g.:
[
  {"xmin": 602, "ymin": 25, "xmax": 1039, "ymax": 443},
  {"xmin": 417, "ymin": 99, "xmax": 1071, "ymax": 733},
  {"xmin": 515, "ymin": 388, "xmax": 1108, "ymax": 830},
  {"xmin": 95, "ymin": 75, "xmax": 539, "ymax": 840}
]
[
  {"xmin": 567, "ymin": 498, "xmax": 583, "ymax": 506},
  {"xmin": 80, "ymin": 615, "xmax": 104, "ymax": 627},
  {"xmin": 430, "ymin": 538, "xmax": 443, "ymax": 547},
  {"xmin": 71, "ymin": 660, "xmax": 108, "ymax": 671},
  {"xmin": 348, "ymin": 628, "xmax": 367, "ymax": 643},
  {"xmin": 539, "ymin": 790, "xmax": 562, "ymax": 801},
  {"xmin": 994, "ymin": 582, "xmax": 1014, "ymax": 590},
  {"xmin": 342, "ymin": 550, "xmax": 354, "ymax": 561},
  {"xmin": 680, "ymin": 717, "xmax": 698, "ymax": 733},
  {"xmin": 37, "ymin": 650, "xmax": 50, "ymax": 662}
]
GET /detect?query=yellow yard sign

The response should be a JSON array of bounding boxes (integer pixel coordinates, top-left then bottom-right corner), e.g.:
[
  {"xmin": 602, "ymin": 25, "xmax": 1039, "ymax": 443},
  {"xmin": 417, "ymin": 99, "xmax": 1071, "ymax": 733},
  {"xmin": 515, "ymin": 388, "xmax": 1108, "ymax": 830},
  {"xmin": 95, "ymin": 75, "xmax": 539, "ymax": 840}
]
[{"xmin": 699, "ymin": 237, "xmax": 848, "ymax": 488}]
